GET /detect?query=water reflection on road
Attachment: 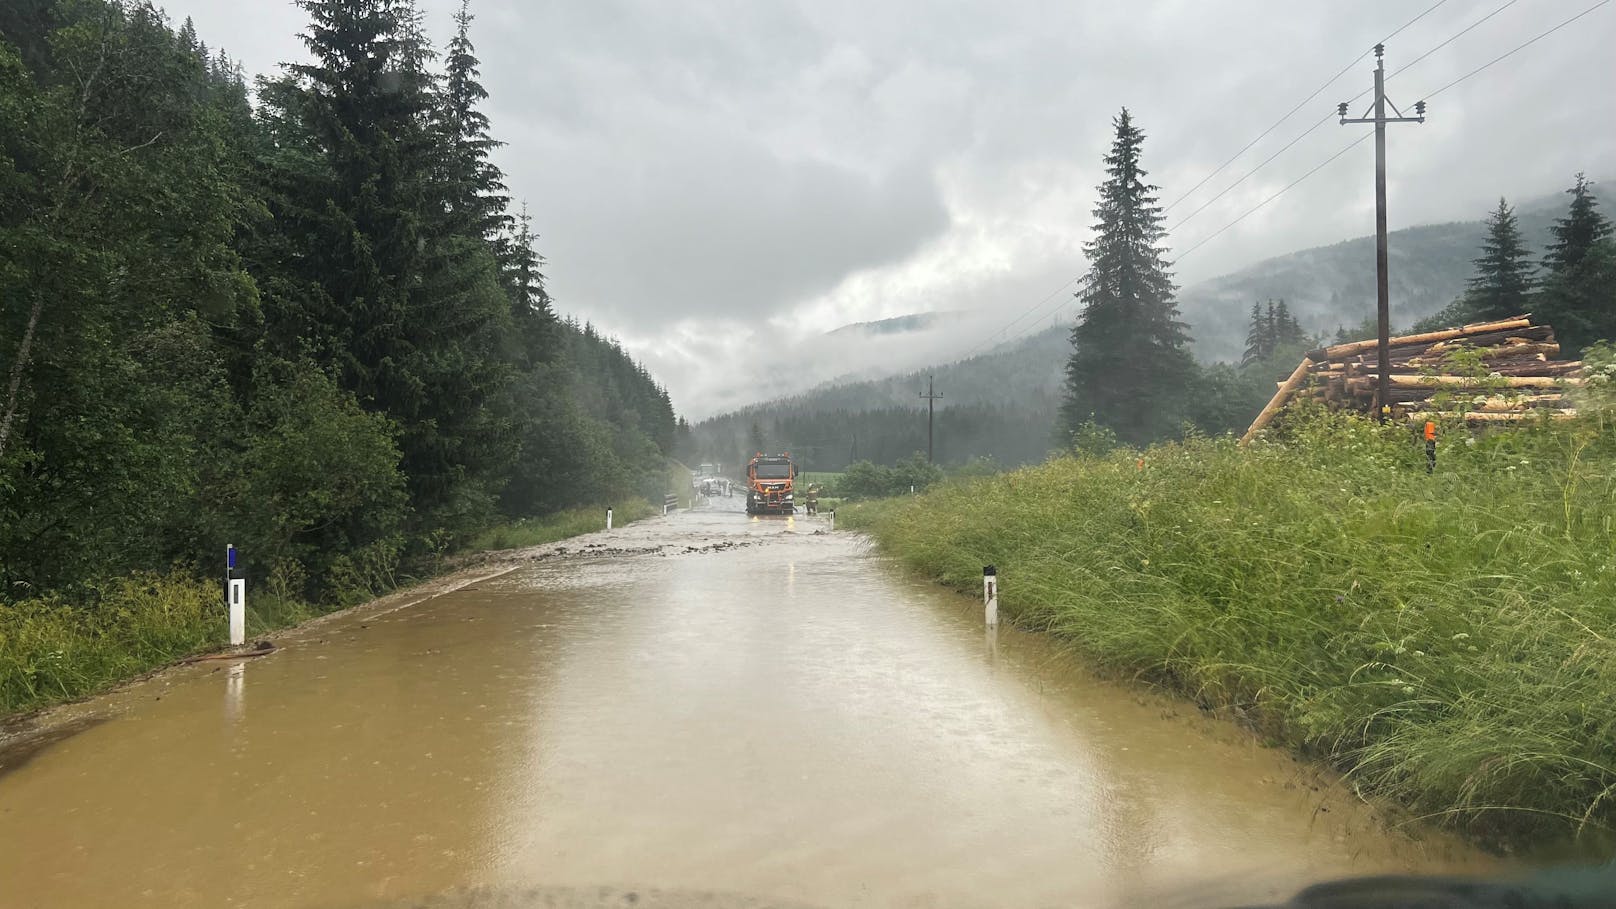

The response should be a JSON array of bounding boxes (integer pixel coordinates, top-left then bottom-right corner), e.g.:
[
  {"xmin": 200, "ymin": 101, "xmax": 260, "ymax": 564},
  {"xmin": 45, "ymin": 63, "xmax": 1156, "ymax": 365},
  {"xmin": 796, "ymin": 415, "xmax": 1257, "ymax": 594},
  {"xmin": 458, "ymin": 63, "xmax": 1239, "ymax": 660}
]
[{"xmin": 0, "ymin": 500, "xmax": 1488, "ymax": 908}]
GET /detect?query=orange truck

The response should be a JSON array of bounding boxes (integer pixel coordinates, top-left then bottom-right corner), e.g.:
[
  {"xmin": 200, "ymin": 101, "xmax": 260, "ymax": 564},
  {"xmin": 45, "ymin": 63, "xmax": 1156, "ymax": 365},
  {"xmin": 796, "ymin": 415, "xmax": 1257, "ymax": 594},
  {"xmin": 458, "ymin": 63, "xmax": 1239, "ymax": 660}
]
[{"xmin": 745, "ymin": 453, "xmax": 797, "ymax": 515}]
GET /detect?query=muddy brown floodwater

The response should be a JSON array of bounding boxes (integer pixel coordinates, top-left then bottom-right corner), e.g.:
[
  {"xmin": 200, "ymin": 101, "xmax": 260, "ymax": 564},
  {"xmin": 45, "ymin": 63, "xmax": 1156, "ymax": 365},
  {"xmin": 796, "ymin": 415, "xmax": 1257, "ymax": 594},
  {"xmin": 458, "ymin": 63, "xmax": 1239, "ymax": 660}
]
[{"xmin": 0, "ymin": 500, "xmax": 1494, "ymax": 908}]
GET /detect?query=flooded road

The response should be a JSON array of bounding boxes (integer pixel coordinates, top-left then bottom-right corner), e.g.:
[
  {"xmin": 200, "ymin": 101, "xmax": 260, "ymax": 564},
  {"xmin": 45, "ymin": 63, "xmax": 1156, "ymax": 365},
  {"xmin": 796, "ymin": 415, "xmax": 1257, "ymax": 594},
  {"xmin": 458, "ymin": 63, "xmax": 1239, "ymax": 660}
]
[{"xmin": 0, "ymin": 501, "xmax": 1489, "ymax": 908}]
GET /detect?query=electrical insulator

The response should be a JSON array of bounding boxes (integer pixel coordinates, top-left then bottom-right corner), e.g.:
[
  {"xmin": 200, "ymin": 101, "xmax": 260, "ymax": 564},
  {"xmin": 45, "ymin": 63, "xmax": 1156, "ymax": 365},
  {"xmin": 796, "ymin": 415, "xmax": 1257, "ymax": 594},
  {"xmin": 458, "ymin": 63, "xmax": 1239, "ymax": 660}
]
[
  {"xmin": 1415, "ymin": 100, "xmax": 1426, "ymax": 116},
  {"xmin": 1337, "ymin": 102, "xmax": 1349, "ymax": 118}
]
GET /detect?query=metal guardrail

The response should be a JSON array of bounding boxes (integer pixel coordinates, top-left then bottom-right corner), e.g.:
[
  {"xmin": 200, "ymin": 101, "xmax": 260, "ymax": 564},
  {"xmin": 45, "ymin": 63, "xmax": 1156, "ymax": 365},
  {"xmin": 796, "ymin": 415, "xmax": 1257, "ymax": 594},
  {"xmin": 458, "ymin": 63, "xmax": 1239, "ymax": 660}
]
[{"xmin": 662, "ymin": 493, "xmax": 679, "ymax": 515}]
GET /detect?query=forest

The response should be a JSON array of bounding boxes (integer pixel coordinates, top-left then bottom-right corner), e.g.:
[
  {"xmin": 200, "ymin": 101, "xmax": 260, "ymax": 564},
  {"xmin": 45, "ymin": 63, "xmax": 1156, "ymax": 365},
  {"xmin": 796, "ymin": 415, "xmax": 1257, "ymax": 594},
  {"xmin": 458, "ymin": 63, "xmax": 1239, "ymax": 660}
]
[{"xmin": 0, "ymin": 0, "xmax": 678, "ymax": 615}]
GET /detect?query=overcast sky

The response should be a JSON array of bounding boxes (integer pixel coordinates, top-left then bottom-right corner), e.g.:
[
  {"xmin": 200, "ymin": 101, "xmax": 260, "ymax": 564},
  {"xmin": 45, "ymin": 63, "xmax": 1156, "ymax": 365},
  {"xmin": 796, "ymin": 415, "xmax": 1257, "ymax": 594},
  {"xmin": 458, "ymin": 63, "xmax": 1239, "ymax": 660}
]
[{"xmin": 159, "ymin": 0, "xmax": 1616, "ymax": 418}]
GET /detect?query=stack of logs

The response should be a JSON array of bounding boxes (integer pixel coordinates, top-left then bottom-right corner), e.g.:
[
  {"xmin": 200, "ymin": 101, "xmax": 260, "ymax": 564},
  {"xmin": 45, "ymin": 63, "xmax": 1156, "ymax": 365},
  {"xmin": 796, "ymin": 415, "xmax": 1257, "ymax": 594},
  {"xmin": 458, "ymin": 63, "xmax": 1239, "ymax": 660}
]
[{"xmin": 1242, "ymin": 315, "xmax": 1585, "ymax": 442}]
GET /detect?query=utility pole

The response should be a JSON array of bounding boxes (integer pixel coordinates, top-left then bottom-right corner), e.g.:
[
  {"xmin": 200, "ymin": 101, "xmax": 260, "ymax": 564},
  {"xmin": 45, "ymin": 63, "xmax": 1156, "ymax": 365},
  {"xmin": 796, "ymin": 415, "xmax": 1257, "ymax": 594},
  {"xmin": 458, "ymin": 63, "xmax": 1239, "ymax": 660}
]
[
  {"xmin": 1339, "ymin": 43, "xmax": 1424, "ymax": 423},
  {"xmin": 919, "ymin": 375, "xmax": 943, "ymax": 463}
]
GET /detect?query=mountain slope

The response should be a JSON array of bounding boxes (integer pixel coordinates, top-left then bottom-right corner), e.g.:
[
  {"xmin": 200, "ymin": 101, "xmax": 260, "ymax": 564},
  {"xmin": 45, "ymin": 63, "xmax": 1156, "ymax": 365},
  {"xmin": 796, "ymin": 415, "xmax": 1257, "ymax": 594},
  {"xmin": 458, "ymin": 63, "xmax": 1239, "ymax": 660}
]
[
  {"xmin": 825, "ymin": 311, "xmax": 968, "ymax": 338},
  {"xmin": 1180, "ymin": 184, "xmax": 1606, "ymax": 360}
]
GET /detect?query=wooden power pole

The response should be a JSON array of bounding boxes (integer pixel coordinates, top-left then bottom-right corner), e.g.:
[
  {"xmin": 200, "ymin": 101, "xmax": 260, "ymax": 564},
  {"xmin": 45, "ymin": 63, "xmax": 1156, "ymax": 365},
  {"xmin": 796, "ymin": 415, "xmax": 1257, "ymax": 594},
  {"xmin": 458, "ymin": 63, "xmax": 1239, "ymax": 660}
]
[
  {"xmin": 920, "ymin": 375, "xmax": 942, "ymax": 463},
  {"xmin": 1339, "ymin": 43, "xmax": 1424, "ymax": 422}
]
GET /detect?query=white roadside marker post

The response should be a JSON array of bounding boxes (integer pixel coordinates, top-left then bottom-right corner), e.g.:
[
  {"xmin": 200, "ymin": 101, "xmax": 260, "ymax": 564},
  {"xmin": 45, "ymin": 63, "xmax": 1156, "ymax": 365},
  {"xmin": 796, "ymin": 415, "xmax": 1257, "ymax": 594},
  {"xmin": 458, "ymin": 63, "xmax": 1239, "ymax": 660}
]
[
  {"xmin": 606, "ymin": 507, "xmax": 614, "ymax": 531},
  {"xmin": 828, "ymin": 510, "xmax": 835, "ymax": 531},
  {"xmin": 226, "ymin": 544, "xmax": 245, "ymax": 647},
  {"xmin": 983, "ymin": 565, "xmax": 998, "ymax": 629}
]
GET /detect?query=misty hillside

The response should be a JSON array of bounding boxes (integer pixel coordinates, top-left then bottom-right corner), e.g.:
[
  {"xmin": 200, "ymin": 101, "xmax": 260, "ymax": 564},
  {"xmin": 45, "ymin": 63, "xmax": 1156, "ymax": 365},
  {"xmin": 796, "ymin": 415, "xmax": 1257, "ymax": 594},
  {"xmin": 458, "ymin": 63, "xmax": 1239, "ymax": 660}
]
[
  {"xmin": 689, "ymin": 181, "xmax": 1609, "ymax": 469},
  {"xmin": 826, "ymin": 311, "xmax": 967, "ymax": 337},
  {"xmin": 687, "ymin": 329, "xmax": 1069, "ymax": 470},
  {"xmin": 1182, "ymin": 183, "xmax": 1608, "ymax": 359}
]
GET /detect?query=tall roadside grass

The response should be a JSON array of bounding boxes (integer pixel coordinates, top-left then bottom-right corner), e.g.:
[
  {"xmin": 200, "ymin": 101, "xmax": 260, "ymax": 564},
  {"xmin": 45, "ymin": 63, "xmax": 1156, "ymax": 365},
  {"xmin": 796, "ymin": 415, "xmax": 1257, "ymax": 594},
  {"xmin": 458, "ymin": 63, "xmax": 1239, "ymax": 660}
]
[
  {"xmin": 842, "ymin": 405, "xmax": 1616, "ymax": 849},
  {"xmin": 0, "ymin": 573, "xmax": 315, "ymax": 716}
]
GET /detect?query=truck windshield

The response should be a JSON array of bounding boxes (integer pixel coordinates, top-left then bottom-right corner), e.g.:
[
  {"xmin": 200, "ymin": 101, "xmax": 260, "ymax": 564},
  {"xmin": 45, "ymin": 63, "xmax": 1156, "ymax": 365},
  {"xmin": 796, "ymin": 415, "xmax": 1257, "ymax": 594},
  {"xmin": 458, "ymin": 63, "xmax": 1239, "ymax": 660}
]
[{"xmin": 754, "ymin": 464, "xmax": 791, "ymax": 479}]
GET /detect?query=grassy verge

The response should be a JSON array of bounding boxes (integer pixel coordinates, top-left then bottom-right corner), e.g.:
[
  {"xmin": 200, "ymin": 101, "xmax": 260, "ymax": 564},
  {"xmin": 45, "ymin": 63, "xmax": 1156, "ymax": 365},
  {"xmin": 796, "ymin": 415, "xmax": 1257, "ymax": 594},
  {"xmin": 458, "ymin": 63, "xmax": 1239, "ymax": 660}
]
[
  {"xmin": 0, "ymin": 574, "xmax": 317, "ymax": 717},
  {"xmin": 841, "ymin": 407, "xmax": 1616, "ymax": 850},
  {"xmin": 1, "ymin": 499, "xmax": 656, "ymax": 721},
  {"xmin": 460, "ymin": 498, "xmax": 656, "ymax": 552}
]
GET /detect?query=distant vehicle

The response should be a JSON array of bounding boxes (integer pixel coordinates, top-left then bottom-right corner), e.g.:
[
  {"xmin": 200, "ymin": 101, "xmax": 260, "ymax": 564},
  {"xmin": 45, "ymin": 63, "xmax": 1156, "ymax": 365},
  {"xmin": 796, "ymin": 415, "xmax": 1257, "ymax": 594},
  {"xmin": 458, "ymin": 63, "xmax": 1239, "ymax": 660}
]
[
  {"xmin": 745, "ymin": 453, "xmax": 797, "ymax": 515},
  {"xmin": 692, "ymin": 463, "xmax": 730, "ymax": 498}
]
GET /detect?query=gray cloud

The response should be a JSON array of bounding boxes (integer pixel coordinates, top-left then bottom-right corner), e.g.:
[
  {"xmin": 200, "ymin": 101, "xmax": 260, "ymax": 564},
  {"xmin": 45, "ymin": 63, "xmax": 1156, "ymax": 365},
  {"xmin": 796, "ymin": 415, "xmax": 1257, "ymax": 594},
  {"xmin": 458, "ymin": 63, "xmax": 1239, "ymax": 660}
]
[
  {"xmin": 158, "ymin": 0, "xmax": 1616, "ymax": 417},
  {"xmin": 506, "ymin": 122, "xmax": 949, "ymax": 324}
]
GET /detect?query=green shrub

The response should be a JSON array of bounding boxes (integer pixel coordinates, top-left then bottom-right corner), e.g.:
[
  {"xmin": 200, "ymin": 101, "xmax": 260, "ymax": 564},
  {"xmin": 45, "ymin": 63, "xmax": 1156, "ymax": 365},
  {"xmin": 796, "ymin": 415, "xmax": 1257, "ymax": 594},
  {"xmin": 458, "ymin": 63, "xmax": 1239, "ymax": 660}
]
[{"xmin": 839, "ymin": 453, "xmax": 945, "ymax": 500}]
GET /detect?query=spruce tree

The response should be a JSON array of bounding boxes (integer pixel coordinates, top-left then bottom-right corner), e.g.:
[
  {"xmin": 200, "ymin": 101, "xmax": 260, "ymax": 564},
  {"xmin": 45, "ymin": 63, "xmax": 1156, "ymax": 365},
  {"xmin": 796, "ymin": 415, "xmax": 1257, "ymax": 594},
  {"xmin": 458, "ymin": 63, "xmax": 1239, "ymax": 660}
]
[
  {"xmin": 1538, "ymin": 174, "xmax": 1615, "ymax": 356},
  {"xmin": 1544, "ymin": 175, "xmax": 1611, "ymax": 274},
  {"xmin": 442, "ymin": 0, "xmax": 510, "ymax": 242},
  {"xmin": 1059, "ymin": 109, "xmax": 1195, "ymax": 444},
  {"xmin": 1241, "ymin": 302, "xmax": 1266, "ymax": 366},
  {"xmin": 261, "ymin": 0, "xmax": 517, "ymax": 536},
  {"xmin": 1271, "ymin": 300, "xmax": 1306, "ymax": 350},
  {"xmin": 1463, "ymin": 198, "xmax": 1535, "ymax": 322},
  {"xmin": 506, "ymin": 203, "xmax": 551, "ymax": 320},
  {"xmin": 1243, "ymin": 300, "xmax": 1307, "ymax": 365}
]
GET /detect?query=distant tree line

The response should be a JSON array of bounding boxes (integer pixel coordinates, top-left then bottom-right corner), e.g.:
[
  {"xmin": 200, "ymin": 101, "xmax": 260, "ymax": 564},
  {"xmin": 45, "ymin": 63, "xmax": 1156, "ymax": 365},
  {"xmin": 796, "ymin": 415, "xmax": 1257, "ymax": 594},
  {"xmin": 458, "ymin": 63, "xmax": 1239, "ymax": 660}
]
[
  {"xmin": 0, "ymin": 0, "xmax": 675, "ymax": 604},
  {"xmin": 681, "ymin": 400, "xmax": 1059, "ymax": 474}
]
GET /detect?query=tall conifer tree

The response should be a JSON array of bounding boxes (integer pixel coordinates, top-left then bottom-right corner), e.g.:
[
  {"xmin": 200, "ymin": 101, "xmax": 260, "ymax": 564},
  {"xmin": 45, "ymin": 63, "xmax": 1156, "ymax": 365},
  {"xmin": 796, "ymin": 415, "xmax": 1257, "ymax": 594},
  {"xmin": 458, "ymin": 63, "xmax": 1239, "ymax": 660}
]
[
  {"xmin": 1538, "ymin": 174, "xmax": 1615, "ymax": 356},
  {"xmin": 1059, "ymin": 109, "xmax": 1194, "ymax": 444},
  {"xmin": 1461, "ymin": 198, "xmax": 1535, "ymax": 322},
  {"xmin": 442, "ymin": 0, "xmax": 509, "ymax": 242},
  {"xmin": 260, "ymin": 0, "xmax": 516, "ymax": 533},
  {"xmin": 1241, "ymin": 302, "xmax": 1266, "ymax": 366}
]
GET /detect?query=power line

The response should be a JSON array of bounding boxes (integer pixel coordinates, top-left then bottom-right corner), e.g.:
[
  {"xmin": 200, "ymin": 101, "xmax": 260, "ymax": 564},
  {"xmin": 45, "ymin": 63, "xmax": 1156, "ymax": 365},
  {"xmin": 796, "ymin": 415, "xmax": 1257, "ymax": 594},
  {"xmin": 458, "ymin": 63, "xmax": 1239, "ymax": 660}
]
[
  {"xmin": 994, "ymin": 292, "xmax": 1081, "ymax": 350},
  {"xmin": 954, "ymin": 275, "xmax": 1079, "ymax": 361},
  {"xmin": 1166, "ymin": 110, "xmax": 1336, "ymax": 235},
  {"xmin": 1171, "ymin": 132, "xmax": 1372, "ymax": 266},
  {"xmin": 1161, "ymin": 0, "xmax": 1450, "ymax": 215},
  {"xmin": 1386, "ymin": 0, "xmax": 1524, "ymax": 83},
  {"xmin": 1163, "ymin": 0, "xmax": 1486, "ymax": 232},
  {"xmin": 1170, "ymin": 0, "xmax": 1605, "ymax": 268},
  {"xmin": 999, "ymin": 299, "xmax": 1079, "ymax": 350},
  {"xmin": 1420, "ymin": 0, "xmax": 1610, "ymax": 100},
  {"xmin": 1377, "ymin": 0, "xmax": 1458, "ymax": 46},
  {"xmin": 1330, "ymin": 0, "xmax": 1524, "ymax": 117}
]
